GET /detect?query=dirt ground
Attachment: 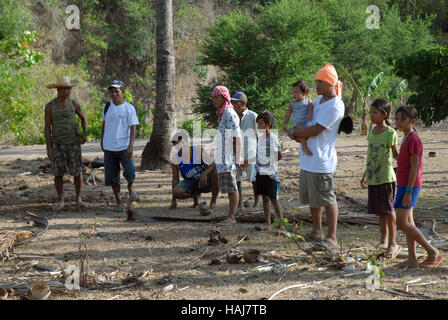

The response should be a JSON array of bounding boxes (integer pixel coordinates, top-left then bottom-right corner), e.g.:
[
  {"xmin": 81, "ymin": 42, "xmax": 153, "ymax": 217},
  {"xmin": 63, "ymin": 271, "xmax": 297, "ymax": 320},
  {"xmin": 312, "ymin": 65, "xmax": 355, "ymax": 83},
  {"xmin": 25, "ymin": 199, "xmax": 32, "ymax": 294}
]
[{"xmin": 1, "ymin": 124, "xmax": 448, "ymax": 301}]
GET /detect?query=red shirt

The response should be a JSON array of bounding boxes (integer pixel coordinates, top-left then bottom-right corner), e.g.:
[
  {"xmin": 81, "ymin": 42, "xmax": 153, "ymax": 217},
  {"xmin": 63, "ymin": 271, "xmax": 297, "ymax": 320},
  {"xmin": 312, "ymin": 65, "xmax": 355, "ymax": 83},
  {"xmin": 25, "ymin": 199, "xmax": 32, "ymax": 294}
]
[{"xmin": 397, "ymin": 131, "xmax": 423, "ymax": 187}]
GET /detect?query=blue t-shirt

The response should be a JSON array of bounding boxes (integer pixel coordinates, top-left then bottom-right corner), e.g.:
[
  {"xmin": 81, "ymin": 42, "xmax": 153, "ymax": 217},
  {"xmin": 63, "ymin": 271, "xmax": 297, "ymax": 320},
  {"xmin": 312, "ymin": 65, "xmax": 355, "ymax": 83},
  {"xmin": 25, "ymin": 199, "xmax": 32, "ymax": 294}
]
[
  {"xmin": 291, "ymin": 98, "xmax": 309, "ymax": 126},
  {"xmin": 177, "ymin": 146, "xmax": 208, "ymax": 180}
]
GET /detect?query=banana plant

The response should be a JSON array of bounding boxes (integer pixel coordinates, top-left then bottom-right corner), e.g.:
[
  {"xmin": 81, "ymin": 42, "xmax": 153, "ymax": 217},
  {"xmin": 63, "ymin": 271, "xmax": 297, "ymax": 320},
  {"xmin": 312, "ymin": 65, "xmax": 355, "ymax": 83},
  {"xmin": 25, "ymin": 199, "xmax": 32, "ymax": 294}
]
[{"xmin": 342, "ymin": 69, "xmax": 407, "ymax": 135}]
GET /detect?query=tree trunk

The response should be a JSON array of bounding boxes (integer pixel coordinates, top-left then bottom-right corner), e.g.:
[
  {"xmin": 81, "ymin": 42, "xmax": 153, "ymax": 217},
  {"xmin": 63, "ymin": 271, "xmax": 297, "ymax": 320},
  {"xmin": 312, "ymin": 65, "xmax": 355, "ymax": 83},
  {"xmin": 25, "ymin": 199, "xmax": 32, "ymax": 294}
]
[
  {"xmin": 141, "ymin": 0, "xmax": 176, "ymax": 170},
  {"xmin": 346, "ymin": 89, "xmax": 357, "ymax": 115},
  {"xmin": 361, "ymin": 100, "xmax": 368, "ymax": 136}
]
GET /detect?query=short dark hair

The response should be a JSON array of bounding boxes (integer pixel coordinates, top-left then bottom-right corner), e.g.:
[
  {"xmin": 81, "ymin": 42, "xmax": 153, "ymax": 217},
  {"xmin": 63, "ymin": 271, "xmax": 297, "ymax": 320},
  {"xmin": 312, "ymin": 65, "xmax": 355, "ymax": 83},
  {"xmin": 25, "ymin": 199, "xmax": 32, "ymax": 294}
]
[
  {"xmin": 256, "ymin": 111, "xmax": 275, "ymax": 128},
  {"xmin": 395, "ymin": 105, "xmax": 418, "ymax": 121},
  {"xmin": 371, "ymin": 98, "xmax": 392, "ymax": 125},
  {"xmin": 292, "ymin": 80, "xmax": 310, "ymax": 93}
]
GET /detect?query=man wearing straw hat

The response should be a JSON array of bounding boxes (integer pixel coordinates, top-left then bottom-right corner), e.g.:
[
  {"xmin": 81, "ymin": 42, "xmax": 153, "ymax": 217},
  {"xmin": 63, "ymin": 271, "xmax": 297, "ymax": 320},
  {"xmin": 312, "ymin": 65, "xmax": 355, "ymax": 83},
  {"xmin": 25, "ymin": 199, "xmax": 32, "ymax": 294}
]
[{"xmin": 44, "ymin": 76, "xmax": 88, "ymax": 210}]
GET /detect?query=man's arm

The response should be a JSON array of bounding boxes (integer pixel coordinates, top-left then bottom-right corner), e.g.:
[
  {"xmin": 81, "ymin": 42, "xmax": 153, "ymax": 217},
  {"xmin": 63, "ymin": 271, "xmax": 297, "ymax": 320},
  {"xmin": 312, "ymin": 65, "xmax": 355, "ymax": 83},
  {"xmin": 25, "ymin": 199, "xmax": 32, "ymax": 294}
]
[
  {"xmin": 306, "ymin": 99, "xmax": 313, "ymax": 122},
  {"xmin": 125, "ymin": 125, "xmax": 137, "ymax": 160},
  {"xmin": 292, "ymin": 123, "xmax": 326, "ymax": 139},
  {"xmin": 73, "ymin": 100, "xmax": 88, "ymax": 144},
  {"xmin": 44, "ymin": 103, "xmax": 54, "ymax": 160},
  {"xmin": 100, "ymin": 120, "xmax": 105, "ymax": 152}
]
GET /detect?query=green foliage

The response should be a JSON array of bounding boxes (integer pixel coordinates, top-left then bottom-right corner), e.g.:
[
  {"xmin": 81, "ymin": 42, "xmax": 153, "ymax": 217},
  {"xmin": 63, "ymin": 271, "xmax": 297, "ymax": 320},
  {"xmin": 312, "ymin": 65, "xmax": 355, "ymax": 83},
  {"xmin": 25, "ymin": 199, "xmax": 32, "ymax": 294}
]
[
  {"xmin": 394, "ymin": 45, "xmax": 448, "ymax": 126},
  {"xmin": 320, "ymin": 0, "xmax": 435, "ymax": 104},
  {"xmin": 0, "ymin": 30, "xmax": 44, "ymax": 145},
  {"xmin": 193, "ymin": 0, "xmax": 332, "ymax": 126},
  {"xmin": 179, "ymin": 119, "xmax": 206, "ymax": 138}
]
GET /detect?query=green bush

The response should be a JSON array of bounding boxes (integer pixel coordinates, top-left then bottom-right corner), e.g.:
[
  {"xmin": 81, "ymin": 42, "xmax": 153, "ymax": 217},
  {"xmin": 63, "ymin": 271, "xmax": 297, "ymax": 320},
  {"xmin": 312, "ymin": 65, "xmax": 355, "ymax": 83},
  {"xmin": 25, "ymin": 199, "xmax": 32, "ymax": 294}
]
[
  {"xmin": 179, "ymin": 119, "xmax": 206, "ymax": 138},
  {"xmin": 193, "ymin": 0, "xmax": 332, "ymax": 127}
]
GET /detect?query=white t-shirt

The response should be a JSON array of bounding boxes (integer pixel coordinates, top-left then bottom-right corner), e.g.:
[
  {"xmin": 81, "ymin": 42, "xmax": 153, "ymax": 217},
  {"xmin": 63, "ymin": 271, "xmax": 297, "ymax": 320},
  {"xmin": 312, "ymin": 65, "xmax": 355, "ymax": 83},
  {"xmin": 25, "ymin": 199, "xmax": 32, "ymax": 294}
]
[
  {"xmin": 215, "ymin": 107, "xmax": 242, "ymax": 174},
  {"xmin": 101, "ymin": 100, "xmax": 139, "ymax": 152},
  {"xmin": 299, "ymin": 95, "xmax": 344, "ymax": 173}
]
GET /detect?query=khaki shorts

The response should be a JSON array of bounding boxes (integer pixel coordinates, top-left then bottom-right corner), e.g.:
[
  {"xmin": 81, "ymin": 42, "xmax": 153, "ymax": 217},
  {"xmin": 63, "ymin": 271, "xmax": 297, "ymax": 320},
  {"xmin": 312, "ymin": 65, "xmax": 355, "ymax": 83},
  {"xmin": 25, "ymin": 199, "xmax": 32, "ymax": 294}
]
[
  {"xmin": 299, "ymin": 170, "xmax": 336, "ymax": 208},
  {"xmin": 218, "ymin": 171, "xmax": 238, "ymax": 194},
  {"xmin": 51, "ymin": 142, "xmax": 82, "ymax": 177}
]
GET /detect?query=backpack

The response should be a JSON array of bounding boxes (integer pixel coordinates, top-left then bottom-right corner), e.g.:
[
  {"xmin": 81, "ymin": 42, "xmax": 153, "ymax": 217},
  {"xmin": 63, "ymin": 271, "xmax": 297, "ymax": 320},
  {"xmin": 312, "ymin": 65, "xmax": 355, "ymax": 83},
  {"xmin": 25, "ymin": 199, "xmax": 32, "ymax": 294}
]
[{"xmin": 103, "ymin": 101, "xmax": 111, "ymax": 116}]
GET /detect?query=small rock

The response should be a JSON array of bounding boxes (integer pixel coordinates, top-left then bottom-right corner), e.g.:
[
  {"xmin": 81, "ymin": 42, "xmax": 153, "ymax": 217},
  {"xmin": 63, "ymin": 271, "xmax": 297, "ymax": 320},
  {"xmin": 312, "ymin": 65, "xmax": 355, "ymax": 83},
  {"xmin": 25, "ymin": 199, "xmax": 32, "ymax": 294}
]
[
  {"xmin": 255, "ymin": 226, "xmax": 263, "ymax": 231},
  {"xmin": 156, "ymin": 278, "xmax": 169, "ymax": 285},
  {"xmin": 210, "ymin": 259, "xmax": 221, "ymax": 266},
  {"xmin": 428, "ymin": 151, "xmax": 437, "ymax": 157},
  {"xmin": 226, "ymin": 254, "xmax": 242, "ymax": 264},
  {"xmin": 145, "ymin": 235, "xmax": 154, "ymax": 241},
  {"xmin": 342, "ymin": 265, "xmax": 355, "ymax": 272},
  {"xmin": 239, "ymin": 288, "xmax": 248, "ymax": 294},
  {"xmin": 243, "ymin": 249, "xmax": 261, "ymax": 264},
  {"xmin": 162, "ymin": 284, "xmax": 174, "ymax": 291},
  {"xmin": 97, "ymin": 232, "xmax": 109, "ymax": 238},
  {"xmin": 18, "ymin": 185, "xmax": 29, "ymax": 191},
  {"xmin": 243, "ymin": 200, "xmax": 250, "ymax": 208}
]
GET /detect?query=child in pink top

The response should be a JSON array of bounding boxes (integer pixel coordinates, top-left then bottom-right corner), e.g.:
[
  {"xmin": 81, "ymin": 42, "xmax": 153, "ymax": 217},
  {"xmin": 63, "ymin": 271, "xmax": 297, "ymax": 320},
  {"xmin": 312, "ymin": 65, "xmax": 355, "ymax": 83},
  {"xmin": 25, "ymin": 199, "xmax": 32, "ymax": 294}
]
[{"xmin": 394, "ymin": 106, "xmax": 443, "ymax": 269}]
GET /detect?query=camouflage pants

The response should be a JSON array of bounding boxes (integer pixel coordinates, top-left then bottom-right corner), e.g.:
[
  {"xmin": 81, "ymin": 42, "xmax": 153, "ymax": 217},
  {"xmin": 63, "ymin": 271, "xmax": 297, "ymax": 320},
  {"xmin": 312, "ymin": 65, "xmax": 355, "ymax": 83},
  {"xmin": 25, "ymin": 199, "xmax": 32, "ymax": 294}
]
[{"xmin": 51, "ymin": 142, "xmax": 82, "ymax": 177}]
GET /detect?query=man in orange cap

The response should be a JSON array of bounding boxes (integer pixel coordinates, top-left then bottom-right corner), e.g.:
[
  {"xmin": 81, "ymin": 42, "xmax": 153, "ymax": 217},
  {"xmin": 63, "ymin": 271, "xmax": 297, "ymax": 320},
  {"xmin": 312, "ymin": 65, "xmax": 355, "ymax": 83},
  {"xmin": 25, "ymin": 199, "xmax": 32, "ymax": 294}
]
[{"xmin": 291, "ymin": 64, "xmax": 344, "ymax": 250}]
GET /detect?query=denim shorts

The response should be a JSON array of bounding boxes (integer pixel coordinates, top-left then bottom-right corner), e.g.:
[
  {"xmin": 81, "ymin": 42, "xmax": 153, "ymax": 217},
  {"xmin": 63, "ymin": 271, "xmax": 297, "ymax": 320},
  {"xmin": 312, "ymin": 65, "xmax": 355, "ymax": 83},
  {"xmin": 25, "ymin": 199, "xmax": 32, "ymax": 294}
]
[
  {"xmin": 394, "ymin": 185, "xmax": 421, "ymax": 210},
  {"xmin": 104, "ymin": 150, "xmax": 136, "ymax": 186},
  {"xmin": 236, "ymin": 164, "xmax": 256, "ymax": 182},
  {"xmin": 174, "ymin": 176, "xmax": 211, "ymax": 194}
]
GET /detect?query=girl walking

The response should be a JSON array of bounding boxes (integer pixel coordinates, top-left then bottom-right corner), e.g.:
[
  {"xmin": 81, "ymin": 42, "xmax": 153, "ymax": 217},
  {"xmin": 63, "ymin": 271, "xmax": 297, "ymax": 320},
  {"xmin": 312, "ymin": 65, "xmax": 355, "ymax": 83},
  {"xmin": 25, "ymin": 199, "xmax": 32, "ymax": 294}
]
[{"xmin": 394, "ymin": 106, "xmax": 443, "ymax": 268}]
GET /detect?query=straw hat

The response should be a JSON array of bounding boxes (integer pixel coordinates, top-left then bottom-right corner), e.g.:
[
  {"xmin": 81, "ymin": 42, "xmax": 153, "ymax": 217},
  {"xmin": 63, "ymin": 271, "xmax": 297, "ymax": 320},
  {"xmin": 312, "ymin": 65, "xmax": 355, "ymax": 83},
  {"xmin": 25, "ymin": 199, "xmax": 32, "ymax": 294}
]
[{"xmin": 46, "ymin": 76, "xmax": 79, "ymax": 89}]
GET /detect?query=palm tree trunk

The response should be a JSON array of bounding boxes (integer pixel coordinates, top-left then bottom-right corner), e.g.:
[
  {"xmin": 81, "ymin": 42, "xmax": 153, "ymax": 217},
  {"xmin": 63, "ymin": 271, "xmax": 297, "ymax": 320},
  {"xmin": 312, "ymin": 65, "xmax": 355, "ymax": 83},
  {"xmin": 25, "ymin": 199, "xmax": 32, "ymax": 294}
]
[{"xmin": 141, "ymin": 0, "xmax": 176, "ymax": 170}]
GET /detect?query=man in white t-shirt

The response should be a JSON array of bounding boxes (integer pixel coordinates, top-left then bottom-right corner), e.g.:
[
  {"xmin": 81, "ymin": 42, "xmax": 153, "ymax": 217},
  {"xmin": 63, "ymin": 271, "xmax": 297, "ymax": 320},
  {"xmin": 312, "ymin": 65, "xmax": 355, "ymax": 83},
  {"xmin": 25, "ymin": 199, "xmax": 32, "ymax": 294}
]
[
  {"xmin": 101, "ymin": 80, "xmax": 140, "ymax": 212},
  {"xmin": 292, "ymin": 64, "xmax": 344, "ymax": 250}
]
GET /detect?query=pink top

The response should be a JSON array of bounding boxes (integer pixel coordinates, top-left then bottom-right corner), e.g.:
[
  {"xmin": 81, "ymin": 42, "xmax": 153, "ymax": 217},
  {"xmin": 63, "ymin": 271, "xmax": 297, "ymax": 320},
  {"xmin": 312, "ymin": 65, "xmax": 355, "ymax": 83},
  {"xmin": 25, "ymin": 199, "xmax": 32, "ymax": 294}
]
[{"xmin": 397, "ymin": 131, "xmax": 423, "ymax": 187}]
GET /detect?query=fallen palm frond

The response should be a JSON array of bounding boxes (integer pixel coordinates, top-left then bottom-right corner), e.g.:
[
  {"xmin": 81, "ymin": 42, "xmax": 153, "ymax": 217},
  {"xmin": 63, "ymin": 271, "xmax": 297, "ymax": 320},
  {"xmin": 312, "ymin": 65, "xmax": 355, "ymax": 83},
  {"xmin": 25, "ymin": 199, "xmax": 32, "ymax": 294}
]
[{"xmin": 0, "ymin": 229, "xmax": 35, "ymax": 255}]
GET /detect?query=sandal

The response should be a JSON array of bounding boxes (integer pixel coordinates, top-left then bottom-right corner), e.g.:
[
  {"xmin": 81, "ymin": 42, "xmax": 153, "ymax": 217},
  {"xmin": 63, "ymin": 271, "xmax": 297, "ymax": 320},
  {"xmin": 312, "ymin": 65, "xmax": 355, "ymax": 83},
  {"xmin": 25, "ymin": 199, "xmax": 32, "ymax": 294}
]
[
  {"xmin": 51, "ymin": 200, "xmax": 65, "ymax": 211},
  {"xmin": 114, "ymin": 204, "xmax": 124, "ymax": 212},
  {"xmin": 129, "ymin": 191, "xmax": 138, "ymax": 202}
]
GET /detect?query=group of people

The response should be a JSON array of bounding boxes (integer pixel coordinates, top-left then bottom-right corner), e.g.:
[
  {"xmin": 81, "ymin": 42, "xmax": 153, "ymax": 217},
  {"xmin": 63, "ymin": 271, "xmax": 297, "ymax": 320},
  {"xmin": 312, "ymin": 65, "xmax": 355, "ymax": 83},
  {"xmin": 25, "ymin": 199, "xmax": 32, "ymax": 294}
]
[
  {"xmin": 45, "ymin": 77, "xmax": 139, "ymax": 213},
  {"xmin": 44, "ymin": 60, "xmax": 444, "ymax": 269}
]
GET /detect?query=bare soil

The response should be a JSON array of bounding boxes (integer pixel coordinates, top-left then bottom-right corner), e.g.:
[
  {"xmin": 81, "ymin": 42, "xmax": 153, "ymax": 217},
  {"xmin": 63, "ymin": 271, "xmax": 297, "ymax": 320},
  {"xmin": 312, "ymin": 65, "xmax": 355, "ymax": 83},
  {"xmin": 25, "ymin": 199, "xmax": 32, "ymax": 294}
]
[{"xmin": 0, "ymin": 126, "xmax": 447, "ymax": 301}]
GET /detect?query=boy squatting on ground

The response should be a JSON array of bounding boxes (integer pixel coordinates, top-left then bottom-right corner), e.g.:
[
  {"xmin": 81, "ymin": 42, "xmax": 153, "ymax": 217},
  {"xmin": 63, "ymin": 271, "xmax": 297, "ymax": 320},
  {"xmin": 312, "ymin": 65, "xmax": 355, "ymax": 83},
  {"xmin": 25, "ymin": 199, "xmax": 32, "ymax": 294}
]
[
  {"xmin": 251, "ymin": 111, "xmax": 283, "ymax": 230},
  {"xmin": 283, "ymin": 80, "xmax": 313, "ymax": 156},
  {"xmin": 169, "ymin": 132, "xmax": 219, "ymax": 214},
  {"xmin": 231, "ymin": 91, "xmax": 261, "ymax": 210},
  {"xmin": 44, "ymin": 76, "xmax": 88, "ymax": 210}
]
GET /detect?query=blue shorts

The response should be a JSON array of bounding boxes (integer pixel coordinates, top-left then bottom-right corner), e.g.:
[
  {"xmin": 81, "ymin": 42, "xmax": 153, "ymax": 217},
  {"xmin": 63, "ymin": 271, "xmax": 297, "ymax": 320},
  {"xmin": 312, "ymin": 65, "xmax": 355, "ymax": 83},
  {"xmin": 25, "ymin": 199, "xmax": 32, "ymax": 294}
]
[
  {"xmin": 393, "ymin": 185, "xmax": 421, "ymax": 210},
  {"xmin": 174, "ymin": 176, "xmax": 211, "ymax": 194},
  {"xmin": 104, "ymin": 150, "xmax": 136, "ymax": 186}
]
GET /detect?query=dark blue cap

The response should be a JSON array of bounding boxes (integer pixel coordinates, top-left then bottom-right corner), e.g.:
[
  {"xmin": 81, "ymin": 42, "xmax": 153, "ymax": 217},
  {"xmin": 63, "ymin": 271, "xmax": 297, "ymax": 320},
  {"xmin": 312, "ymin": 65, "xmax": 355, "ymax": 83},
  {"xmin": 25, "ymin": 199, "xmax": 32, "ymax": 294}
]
[{"xmin": 230, "ymin": 92, "xmax": 248, "ymax": 103}]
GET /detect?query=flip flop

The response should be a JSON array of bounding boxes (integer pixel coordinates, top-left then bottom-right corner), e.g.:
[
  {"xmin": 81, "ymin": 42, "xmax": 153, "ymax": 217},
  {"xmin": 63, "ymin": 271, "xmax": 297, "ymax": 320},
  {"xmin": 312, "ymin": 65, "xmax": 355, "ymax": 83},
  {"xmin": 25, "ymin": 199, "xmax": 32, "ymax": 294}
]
[
  {"xmin": 384, "ymin": 246, "xmax": 402, "ymax": 260},
  {"xmin": 129, "ymin": 191, "xmax": 138, "ymax": 202},
  {"xmin": 217, "ymin": 220, "xmax": 237, "ymax": 226},
  {"xmin": 76, "ymin": 201, "xmax": 87, "ymax": 208},
  {"xmin": 51, "ymin": 201, "xmax": 65, "ymax": 211},
  {"xmin": 304, "ymin": 232, "xmax": 322, "ymax": 242},
  {"xmin": 419, "ymin": 255, "xmax": 444, "ymax": 269},
  {"xmin": 320, "ymin": 239, "xmax": 340, "ymax": 251}
]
